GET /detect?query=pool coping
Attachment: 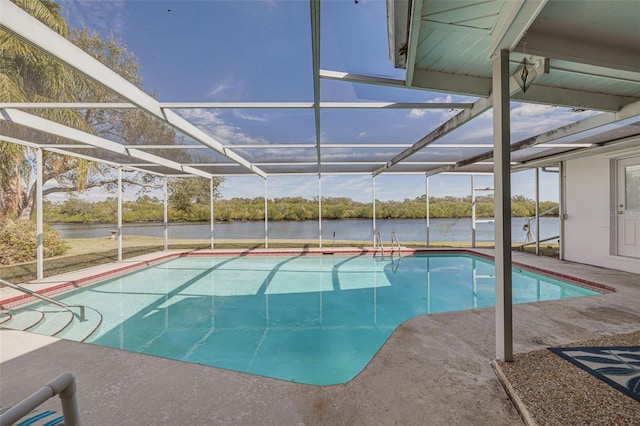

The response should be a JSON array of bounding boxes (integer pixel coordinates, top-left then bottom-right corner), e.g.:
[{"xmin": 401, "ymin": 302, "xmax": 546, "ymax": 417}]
[{"xmin": 0, "ymin": 248, "xmax": 615, "ymax": 310}]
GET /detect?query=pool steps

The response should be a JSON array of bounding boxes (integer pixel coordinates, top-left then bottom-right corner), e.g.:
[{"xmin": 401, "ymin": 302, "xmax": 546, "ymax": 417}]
[
  {"xmin": 0, "ymin": 309, "xmax": 44, "ymax": 331},
  {"xmin": 1, "ymin": 306, "xmax": 102, "ymax": 342},
  {"xmin": 0, "ymin": 277, "xmax": 104, "ymax": 342}
]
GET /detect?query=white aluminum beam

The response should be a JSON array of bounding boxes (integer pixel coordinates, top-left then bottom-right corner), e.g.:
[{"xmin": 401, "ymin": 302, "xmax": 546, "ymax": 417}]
[
  {"xmin": 0, "ymin": 108, "xmax": 212, "ymax": 179},
  {"xmin": 513, "ymin": 135, "xmax": 640, "ymax": 170},
  {"xmin": 374, "ymin": 60, "xmax": 549, "ymax": 176},
  {"xmin": 310, "ymin": 0, "xmax": 322, "ymax": 176},
  {"xmin": 161, "ymin": 102, "xmax": 313, "ymax": 109},
  {"xmin": 0, "ymin": 1, "xmax": 265, "ymax": 178},
  {"xmin": 488, "ymin": 0, "xmax": 548, "ymax": 59},
  {"xmin": 512, "ymin": 83, "xmax": 638, "ymax": 112},
  {"xmin": 522, "ymin": 32, "xmax": 640, "ymax": 76},
  {"xmin": 36, "ymin": 147, "xmax": 43, "ymax": 280},
  {"xmin": 161, "ymin": 108, "xmax": 265, "ymax": 177},
  {"xmin": 210, "ymin": 178, "xmax": 215, "ymax": 249},
  {"xmin": 320, "ymin": 102, "xmax": 472, "ymax": 109},
  {"xmin": 264, "ymin": 180, "xmax": 269, "ymax": 248},
  {"xmin": 117, "ymin": 167, "xmax": 122, "ymax": 261},
  {"xmin": 0, "ymin": 103, "xmax": 134, "ymax": 109},
  {"xmin": 0, "ymin": 101, "xmax": 472, "ymax": 110},
  {"xmin": 122, "ymin": 144, "xmax": 210, "ymax": 150},
  {"xmin": 411, "ymin": 70, "xmax": 492, "ymax": 97},
  {"xmin": 425, "ymin": 97, "xmax": 640, "ymax": 177},
  {"xmin": 163, "ymin": 178, "xmax": 168, "ymax": 251},
  {"xmin": 373, "ymin": 94, "xmax": 496, "ymax": 176},
  {"xmin": 493, "ymin": 50, "xmax": 513, "ymax": 362},
  {"xmin": 35, "ymin": 144, "xmax": 95, "ymax": 149},
  {"xmin": 131, "ymin": 143, "xmax": 497, "ymax": 151},
  {"xmin": 0, "ymin": 2, "xmax": 160, "ymax": 113},
  {"xmin": 0, "ymin": 134, "xmax": 169, "ymax": 177},
  {"xmin": 372, "ymin": 176, "xmax": 376, "ymax": 245},
  {"xmin": 318, "ymin": 176, "xmax": 322, "ymax": 248},
  {"xmin": 167, "ymin": 101, "xmax": 471, "ymax": 109},
  {"xmin": 230, "ymin": 144, "xmax": 315, "ymax": 149},
  {"xmin": 320, "ymin": 70, "xmax": 407, "ymax": 88}
]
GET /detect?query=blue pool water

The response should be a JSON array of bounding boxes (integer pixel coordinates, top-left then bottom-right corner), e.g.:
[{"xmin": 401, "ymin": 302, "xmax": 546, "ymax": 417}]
[{"xmin": 51, "ymin": 254, "xmax": 597, "ymax": 385}]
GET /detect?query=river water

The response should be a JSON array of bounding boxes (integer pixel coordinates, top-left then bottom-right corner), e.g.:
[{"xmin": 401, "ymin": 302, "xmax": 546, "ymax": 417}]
[{"xmin": 51, "ymin": 217, "xmax": 559, "ymax": 243}]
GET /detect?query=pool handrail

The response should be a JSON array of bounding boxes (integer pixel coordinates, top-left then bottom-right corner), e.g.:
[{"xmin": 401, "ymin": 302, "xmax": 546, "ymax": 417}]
[
  {"xmin": 0, "ymin": 278, "xmax": 86, "ymax": 322},
  {"xmin": 391, "ymin": 232, "xmax": 401, "ymax": 257},
  {"xmin": 0, "ymin": 372, "xmax": 81, "ymax": 426},
  {"xmin": 374, "ymin": 232, "xmax": 385, "ymax": 256}
]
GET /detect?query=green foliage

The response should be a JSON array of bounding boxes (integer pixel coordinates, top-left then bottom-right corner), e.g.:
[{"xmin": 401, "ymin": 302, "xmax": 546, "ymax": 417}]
[
  {"xmin": 0, "ymin": 219, "xmax": 68, "ymax": 265},
  {"xmin": 44, "ymin": 194, "xmax": 558, "ymax": 223},
  {"xmin": 168, "ymin": 176, "xmax": 223, "ymax": 216}
]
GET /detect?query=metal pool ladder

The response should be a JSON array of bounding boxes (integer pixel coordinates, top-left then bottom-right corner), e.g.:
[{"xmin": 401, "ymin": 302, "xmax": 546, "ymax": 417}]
[
  {"xmin": 374, "ymin": 232, "xmax": 401, "ymax": 258},
  {"xmin": 391, "ymin": 231, "xmax": 401, "ymax": 257},
  {"xmin": 374, "ymin": 232, "xmax": 385, "ymax": 257}
]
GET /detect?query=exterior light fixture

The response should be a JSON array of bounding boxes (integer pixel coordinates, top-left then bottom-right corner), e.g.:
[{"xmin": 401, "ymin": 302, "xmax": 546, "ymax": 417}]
[
  {"xmin": 512, "ymin": 34, "xmax": 542, "ymax": 93},
  {"xmin": 513, "ymin": 57, "xmax": 538, "ymax": 92}
]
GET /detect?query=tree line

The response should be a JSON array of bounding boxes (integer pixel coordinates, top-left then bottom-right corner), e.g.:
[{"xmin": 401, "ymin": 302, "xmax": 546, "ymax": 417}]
[{"xmin": 43, "ymin": 195, "xmax": 558, "ymax": 223}]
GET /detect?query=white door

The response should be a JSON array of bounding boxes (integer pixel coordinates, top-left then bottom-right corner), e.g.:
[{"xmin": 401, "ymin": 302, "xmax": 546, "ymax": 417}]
[{"xmin": 617, "ymin": 157, "xmax": 640, "ymax": 258}]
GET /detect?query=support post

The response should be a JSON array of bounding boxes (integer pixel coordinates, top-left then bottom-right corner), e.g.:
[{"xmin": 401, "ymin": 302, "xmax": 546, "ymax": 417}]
[
  {"xmin": 559, "ymin": 162, "xmax": 565, "ymax": 260},
  {"xmin": 493, "ymin": 49, "xmax": 513, "ymax": 362},
  {"xmin": 318, "ymin": 175, "xmax": 322, "ymax": 248},
  {"xmin": 163, "ymin": 177, "xmax": 168, "ymax": 251},
  {"xmin": 535, "ymin": 168, "xmax": 540, "ymax": 255},
  {"xmin": 210, "ymin": 178, "xmax": 215, "ymax": 249},
  {"xmin": 36, "ymin": 148, "xmax": 43, "ymax": 280},
  {"xmin": 117, "ymin": 167, "xmax": 123, "ymax": 261},
  {"xmin": 471, "ymin": 174, "xmax": 476, "ymax": 247},
  {"xmin": 372, "ymin": 176, "xmax": 376, "ymax": 246},
  {"xmin": 264, "ymin": 179, "xmax": 268, "ymax": 249},
  {"xmin": 425, "ymin": 175, "xmax": 430, "ymax": 247}
]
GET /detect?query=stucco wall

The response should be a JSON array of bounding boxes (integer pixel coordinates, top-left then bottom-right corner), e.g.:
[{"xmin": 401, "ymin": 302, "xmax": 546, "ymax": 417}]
[{"xmin": 564, "ymin": 155, "xmax": 640, "ymax": 275}]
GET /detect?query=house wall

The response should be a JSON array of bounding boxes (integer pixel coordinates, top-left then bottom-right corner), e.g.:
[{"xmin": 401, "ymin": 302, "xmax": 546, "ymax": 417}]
[{"xmin": 564, "ymin": 154, "xmax": 640, "ymax": 275}]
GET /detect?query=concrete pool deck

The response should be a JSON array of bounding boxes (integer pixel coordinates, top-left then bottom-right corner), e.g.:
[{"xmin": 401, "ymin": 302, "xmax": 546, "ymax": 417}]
[{"xmin": 1, "ymin": 249, "xmax": 639, "ymax": 425}]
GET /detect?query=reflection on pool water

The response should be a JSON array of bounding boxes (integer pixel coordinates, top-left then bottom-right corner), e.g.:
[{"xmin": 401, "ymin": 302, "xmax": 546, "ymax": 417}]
[{"xmin": 50, "ymin": 254, "xmax": 598, "ymax": 385}]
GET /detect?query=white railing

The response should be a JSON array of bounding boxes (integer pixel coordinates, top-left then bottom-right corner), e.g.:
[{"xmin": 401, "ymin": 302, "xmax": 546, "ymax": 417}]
[{"xmin": 0, "ymin": 372, "xmax": 81, "ymax": 426}]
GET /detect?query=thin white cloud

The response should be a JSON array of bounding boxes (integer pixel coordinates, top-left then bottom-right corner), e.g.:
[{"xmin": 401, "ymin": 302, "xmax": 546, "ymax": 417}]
[
  {"xmin": 408, "ymin": 109, "xmax": 426, "ymax": 118},
  {"xmin": 233, "ymin": 110, "xmax": 269, "ymax": 122},
  {"xmin": 209, "ymin": 83, "xmax": 230, "ymax": 97},
  {"xmin": 208, "ymin": 76, "xmax": 248, "ymax": 101},
  {"xmin": 408, "ymin": 95, "xmax": 462, "ymax": 120},
  {"xmin": 178, "ymin": 109, "xmax": 265, "ymax": 145},
  {"xmin": 176, "ymin": 109, "xmax": 313, "ymax": 163}
]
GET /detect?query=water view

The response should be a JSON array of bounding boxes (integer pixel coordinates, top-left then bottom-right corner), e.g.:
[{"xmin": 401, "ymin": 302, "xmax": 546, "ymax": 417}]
[{"xmin": 51, "ymin": 217, "xmax": 559, "ymax": 243}]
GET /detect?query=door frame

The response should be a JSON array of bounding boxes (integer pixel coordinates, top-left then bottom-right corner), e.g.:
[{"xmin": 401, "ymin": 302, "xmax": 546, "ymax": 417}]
[{"xmin": 614, "ymin": 156, "xmax": 640, "ymax": 258}]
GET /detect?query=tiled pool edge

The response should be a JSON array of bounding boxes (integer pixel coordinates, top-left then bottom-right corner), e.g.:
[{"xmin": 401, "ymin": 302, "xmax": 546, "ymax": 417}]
[
  {"xmin": 0, "ymin": 248, "xmax": 615, "ymax": 309},
  {"xmin": 0, "ymin": 253, "xmax": 178, "ymax": 309}
]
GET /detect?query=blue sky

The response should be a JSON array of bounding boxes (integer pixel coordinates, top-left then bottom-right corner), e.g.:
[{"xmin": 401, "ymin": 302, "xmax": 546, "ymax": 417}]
[{"xmin": 49, "ymin": 0, "xmax": 594, "ymax": 203}]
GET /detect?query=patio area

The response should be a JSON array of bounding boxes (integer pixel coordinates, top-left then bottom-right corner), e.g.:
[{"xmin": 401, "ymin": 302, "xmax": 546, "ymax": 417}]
[{"xmin": 2, "ymin": 249, "xmax": 639, "ymax": 425}]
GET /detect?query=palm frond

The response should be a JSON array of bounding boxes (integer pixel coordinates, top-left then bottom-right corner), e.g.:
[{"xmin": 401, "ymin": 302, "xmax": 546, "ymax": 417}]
[
  {"xmin": 0, "ymin": 73, "xmax": 28, "ymax": 102},
  {"xmin": 11, "ymin": 0, "xmax": 69, "ymax": 37}
]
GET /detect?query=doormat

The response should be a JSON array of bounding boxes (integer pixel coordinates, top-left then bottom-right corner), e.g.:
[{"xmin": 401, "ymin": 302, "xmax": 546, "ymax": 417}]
[{"xmin": 548, "ymin": 346, "xmax": 640, "ymax": 403}]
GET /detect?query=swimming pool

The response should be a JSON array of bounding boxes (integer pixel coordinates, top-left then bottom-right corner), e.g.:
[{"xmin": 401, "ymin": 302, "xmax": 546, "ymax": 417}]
[{"xmin": 45, "ymin": 253, "xmax": 597, "ymax": 385}]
